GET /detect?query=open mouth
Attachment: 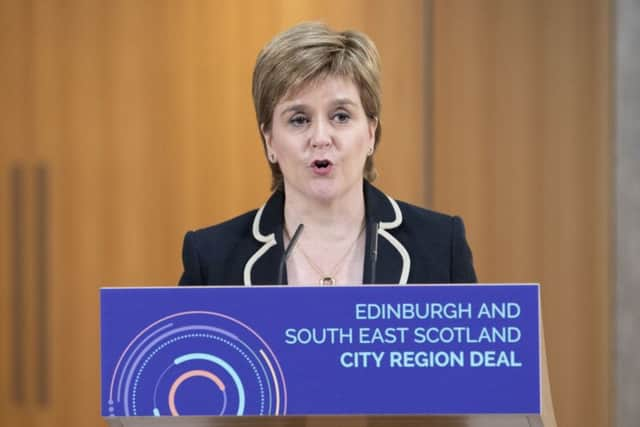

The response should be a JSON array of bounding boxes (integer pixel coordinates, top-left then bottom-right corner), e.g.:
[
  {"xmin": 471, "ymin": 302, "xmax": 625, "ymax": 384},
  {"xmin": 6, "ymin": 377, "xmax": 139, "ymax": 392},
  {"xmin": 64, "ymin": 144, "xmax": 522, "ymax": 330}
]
[{"xmin": 313, "ymin": 159, "xmax": 332, "ymax": 169}]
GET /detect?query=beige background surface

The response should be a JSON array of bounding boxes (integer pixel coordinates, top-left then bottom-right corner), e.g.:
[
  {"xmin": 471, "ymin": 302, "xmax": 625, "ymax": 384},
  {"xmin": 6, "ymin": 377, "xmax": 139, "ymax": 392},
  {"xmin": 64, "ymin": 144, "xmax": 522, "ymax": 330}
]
[{"xmin": 615, "ymin": 0, "xmax": 640, "ymax": 426}]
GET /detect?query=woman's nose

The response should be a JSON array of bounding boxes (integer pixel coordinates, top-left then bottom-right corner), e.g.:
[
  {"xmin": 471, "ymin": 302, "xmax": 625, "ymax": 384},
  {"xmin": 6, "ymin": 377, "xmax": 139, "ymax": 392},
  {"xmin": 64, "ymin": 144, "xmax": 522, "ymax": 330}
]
[{"xmin": 310, "ymin": 119, "xmax": 332, "ymax": 148}]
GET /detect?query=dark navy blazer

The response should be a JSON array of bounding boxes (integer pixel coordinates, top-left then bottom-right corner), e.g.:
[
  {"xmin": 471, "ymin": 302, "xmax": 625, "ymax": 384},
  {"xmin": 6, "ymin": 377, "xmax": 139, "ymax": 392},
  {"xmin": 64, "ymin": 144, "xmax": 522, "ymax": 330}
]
[{"xmin": 179, "ymin": 182, "xmax": 477, "ymax": 286}]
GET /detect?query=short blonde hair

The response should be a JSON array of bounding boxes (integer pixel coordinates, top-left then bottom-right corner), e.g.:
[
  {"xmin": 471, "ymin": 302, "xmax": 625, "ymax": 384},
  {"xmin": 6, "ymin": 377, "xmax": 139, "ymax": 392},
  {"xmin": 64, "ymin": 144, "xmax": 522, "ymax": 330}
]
[{"xmin": 252, "ymin": 22, "xmax": 382, "ymax": 191}]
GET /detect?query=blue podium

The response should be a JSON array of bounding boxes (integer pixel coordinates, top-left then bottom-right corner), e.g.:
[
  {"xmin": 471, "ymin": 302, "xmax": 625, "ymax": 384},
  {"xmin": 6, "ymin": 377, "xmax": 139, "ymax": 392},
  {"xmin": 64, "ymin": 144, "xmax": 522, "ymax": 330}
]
[{"xmin": 100, "ymin": 284, "xmax": 556, "ymax": 427}]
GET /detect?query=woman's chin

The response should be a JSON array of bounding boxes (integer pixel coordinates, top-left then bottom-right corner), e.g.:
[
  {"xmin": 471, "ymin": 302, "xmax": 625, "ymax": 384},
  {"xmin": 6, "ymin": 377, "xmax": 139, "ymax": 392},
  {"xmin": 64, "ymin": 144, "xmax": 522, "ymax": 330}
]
[
  {"xmin": 305, "ymin": 182, "xmax": 342, "ymax": 203},
  {"xmin": 285, "ymin": 177, "xmax": 360, "ymax": 205}
]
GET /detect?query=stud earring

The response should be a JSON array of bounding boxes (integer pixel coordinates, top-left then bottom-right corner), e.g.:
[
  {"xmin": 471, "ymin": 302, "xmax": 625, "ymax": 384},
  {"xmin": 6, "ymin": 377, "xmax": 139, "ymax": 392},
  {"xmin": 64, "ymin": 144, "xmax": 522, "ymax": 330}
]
[
  {"xmin": 367, "ymin": 146, "xmax": 374, "ymax": 156},
  {"xmin": 268, "ymin": 152, "xmax": 276, "ymax": 163}
]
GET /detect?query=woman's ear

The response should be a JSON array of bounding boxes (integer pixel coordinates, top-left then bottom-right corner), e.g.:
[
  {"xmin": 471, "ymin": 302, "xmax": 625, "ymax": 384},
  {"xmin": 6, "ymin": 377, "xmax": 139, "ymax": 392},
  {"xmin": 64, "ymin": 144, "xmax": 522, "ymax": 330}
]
[
  {"xmin": 368, "ymin": 116, "xmax": 378, "ymax": 143},
  {"xmin": 261, "ymin": 123, "xmax": 276, "ymax": 163},
  {"xmin": 261, "ymin": 123, "xmax": 272, "ymax": 147}
]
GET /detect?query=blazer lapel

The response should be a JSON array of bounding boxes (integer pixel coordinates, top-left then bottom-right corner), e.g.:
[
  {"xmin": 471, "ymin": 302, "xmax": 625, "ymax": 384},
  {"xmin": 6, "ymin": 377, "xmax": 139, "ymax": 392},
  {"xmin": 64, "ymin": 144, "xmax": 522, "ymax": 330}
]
[
  {"xmin": 242, "ymin": 190, "xmax": 285, "ymax": 286},
  {"xmin": 362, "ymin": 182, "xmax": 411, "ymax": 284},
  {"xmin": 243, "ymin": 183, "xmax": 411, "ymax": 286}
]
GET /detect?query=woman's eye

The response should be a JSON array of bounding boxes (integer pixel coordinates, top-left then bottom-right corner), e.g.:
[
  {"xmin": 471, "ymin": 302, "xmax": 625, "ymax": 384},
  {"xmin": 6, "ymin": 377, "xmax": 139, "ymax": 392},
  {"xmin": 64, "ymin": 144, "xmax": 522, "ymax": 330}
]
[
  {"xmin": 289, "ymin": 115, "xmax": 309, "ymax": 126},
  {"xmin": 333, "ymin": 112, "xmax": 351, "ymax": 123}
]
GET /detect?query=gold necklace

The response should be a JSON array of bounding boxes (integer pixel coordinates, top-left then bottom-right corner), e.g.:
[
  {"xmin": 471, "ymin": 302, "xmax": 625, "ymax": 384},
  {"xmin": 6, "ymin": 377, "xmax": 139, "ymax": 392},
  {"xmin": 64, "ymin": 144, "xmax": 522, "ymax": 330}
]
[{"xmin": 284, "ymin": 222, "xmax": 365, "ymax": 285}]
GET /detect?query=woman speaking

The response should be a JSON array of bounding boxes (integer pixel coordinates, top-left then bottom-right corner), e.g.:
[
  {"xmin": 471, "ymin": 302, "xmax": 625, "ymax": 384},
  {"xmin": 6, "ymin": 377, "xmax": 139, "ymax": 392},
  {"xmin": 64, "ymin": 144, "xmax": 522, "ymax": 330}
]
[{"xmin": 179, "ymin": 22, "xmax": 476, "ymax": 286}]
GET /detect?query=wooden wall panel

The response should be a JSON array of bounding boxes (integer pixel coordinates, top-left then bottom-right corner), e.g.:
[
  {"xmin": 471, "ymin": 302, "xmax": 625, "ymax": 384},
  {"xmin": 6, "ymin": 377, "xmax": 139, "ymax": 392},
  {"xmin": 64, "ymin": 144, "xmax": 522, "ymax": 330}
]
[
  {"xmin": 432, "ymin": 1, "xmax": 612, "ymax": 426},
  {"xmin": 0, "ymin": 2, "xmax": 426, "ymax": 427}
]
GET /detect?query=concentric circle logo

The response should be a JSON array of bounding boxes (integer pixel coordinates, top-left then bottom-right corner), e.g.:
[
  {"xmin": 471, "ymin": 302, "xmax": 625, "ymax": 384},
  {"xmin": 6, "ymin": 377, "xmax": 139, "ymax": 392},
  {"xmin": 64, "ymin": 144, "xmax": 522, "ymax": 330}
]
[{"xmin": 106, "ymin": 311, "xmax": 287, "ymax": 416}]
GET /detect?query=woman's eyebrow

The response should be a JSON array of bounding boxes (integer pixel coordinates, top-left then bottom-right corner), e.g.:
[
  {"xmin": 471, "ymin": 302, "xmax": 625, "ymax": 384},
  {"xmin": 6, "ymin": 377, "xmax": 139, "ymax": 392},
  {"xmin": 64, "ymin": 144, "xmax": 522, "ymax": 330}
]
[
  {"xmin": 330, "ymin": 98, "xmax": 358, "ymax": 108},
  {"xmin": 279, "ymin": 104, "xmax": 307, "ymax": 116},
  {"xmin": 279, "ymin": 98, "xmax": 358, "ymax": 116}
]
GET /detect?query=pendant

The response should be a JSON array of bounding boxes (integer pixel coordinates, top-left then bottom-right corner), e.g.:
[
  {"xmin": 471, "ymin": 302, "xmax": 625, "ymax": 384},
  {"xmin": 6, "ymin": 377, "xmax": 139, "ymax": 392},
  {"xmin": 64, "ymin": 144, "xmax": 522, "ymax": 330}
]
[{"xmin": 320, "ymin": 277, "xmax": 335, "ymax": 286}]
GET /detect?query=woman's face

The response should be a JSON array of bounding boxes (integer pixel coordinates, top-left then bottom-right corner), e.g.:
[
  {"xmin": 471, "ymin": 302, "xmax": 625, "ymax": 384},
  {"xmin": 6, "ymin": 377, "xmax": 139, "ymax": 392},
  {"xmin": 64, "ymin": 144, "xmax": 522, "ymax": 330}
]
[{"xmin": 263, "ymin": 76, "xmax": 377, "ymax": 204}]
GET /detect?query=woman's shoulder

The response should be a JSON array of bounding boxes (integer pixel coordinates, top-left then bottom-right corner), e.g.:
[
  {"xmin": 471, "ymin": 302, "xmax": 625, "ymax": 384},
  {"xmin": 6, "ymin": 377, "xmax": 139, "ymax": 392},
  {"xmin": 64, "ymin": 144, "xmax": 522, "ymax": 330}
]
[
  {"xmin": 179, "ymin": 210, "xmax": 260, "ymax": 286},
  {"xmin": 392, "ymin": 198, "xmax": 477, "ymax": 283},
  {"xmin": 186, "ymin": 209, "xmax": 258, "ymax": 244},
  {"xmin": 394, "ymin": 199, "xmax": 464, "ymax": 232}
]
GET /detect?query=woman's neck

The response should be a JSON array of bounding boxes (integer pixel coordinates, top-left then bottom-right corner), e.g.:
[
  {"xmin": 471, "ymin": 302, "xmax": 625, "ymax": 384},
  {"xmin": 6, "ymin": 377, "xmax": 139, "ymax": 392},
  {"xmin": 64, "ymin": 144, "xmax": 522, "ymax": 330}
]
[
  {"xmin": 282, "ymin": 182, "xmax": 367, "ymax": 286},
  {"xmin": 282, "ymin": 184, "xmax": 365, "ymax": 242}
]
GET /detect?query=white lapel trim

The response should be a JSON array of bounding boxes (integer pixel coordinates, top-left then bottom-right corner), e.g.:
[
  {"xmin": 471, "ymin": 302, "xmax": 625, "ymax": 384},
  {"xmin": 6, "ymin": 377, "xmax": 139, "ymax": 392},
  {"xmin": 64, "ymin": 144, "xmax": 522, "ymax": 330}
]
[
  {"xmin": 378, "ymin": 195, "xmax": 411, "ymax": 284},
  {"xmin": 243, "ymin": 202, "xmax": 277, "ymax": 286}
]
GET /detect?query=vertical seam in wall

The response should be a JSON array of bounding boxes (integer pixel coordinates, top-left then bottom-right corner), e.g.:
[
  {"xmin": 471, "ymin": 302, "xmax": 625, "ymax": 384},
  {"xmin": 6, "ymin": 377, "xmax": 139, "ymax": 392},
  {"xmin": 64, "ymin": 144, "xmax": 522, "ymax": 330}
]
[
  {"xmin": 609, "ymin": 2, "xmax": 617, "ymax": 426},
  {"xmin": 35, "ymin": 164, "xmax": 49, "ymax": 406},
  {"xmin": 423, "ymin": 0, "xmax": 434, "ymax": 208},
  {"xmin": 11, "ymin": 165, "xmax": 25, "ymax": 404}
]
